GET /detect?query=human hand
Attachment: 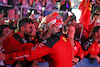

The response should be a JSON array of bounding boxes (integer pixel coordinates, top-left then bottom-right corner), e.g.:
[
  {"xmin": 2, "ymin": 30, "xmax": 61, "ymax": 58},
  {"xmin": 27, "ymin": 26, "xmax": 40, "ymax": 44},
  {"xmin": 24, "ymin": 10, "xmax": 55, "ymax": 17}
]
[
  {"xmin": 0, "ymin": 53, "xmax": 6, "ymax": 61},
  {"xmin": 96, "ymin": 56, "xmax": 100, "ymax": 64},
  {"xmin": 31, "ymin": 60, "xmax": 40, "ymax": 67},
  {"xmin": 15, "ymin": 63, "xmax": 21, "ymax": 67},
  {"xmin": 31, "ymin": 63, "xmax": 40, "ymax": 67},
  {"xmin": 72, "ymin": 57, "xmax": 79, "ymax": 65},
  {"xmin": 33, "ymin": 60, "xmax": 39, "ymax": 64}
]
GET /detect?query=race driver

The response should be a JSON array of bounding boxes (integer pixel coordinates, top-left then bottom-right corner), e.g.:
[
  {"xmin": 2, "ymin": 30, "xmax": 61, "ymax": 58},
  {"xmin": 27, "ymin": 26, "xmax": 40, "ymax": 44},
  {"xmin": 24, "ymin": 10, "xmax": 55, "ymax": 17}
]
[{"xmin": 0, "ymin": 12, "xmax": 73, "ymax": 67}]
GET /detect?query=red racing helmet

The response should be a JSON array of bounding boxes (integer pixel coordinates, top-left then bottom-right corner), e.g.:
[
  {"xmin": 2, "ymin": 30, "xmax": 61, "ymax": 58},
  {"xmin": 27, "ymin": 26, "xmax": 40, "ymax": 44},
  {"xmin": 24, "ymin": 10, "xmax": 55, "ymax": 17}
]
[{"xmin": 38, "ymin": 12, "xmax": 63, "ymax": 39}]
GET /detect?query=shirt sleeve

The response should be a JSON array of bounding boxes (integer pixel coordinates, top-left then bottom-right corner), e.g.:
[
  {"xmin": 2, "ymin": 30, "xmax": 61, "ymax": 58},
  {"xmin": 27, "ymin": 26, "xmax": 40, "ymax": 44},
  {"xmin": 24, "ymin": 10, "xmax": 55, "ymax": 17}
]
[
  {"xmin": 75, "ymin": 41, "xmax": 84, "ymax": 61},
  {"xmin": 6, "ymin": 43, "xmax": 51, "ymax": 63}
]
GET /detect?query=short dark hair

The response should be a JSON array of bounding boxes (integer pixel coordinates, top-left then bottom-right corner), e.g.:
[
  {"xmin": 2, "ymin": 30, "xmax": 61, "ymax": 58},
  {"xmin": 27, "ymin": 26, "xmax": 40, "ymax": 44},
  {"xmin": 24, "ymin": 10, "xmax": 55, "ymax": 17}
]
[
  {"xmin": 17, "ymin": 17, "xmax": 33, "ymax": 31},
  {"xmin": 0, "ymin": 25, "xmax": 9, "ymax": 37},
  {"xmin": 92, "ymin": 26, "xmax": 100, "ymax": 35}
]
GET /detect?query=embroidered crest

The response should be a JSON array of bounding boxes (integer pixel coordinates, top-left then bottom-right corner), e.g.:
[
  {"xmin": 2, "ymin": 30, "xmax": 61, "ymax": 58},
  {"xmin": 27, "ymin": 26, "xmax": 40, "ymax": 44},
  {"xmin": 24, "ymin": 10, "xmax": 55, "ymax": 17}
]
[
  {"xmin": 91, "ymin": 48, "xmax": 94, "ymax": 52},
  {"xmin": 62, "ymin": 37, "xmax": 67, "ymax": 42}
]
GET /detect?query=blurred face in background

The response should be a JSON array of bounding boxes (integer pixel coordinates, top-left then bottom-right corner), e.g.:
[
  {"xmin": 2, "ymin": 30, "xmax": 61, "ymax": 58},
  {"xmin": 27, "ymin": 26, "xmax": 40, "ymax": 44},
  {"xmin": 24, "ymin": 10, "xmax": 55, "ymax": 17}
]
[
  {"xmin": 67, "ymin": 25, "xmax": 76, "ymax": 39},
  {"xmin": 97, "ymin": 29, "xmax": 100, "ymax": 39},
  {"xmin": 2, "ymin": 27, "xmax": 10, "ymax": 36}
]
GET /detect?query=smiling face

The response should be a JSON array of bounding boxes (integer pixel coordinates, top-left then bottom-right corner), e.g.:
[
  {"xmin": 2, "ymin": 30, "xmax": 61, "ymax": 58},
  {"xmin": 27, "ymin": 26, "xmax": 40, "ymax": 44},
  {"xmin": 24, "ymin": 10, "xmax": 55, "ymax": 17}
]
[
  {"xmin": 22, "ymin": 22, "xmax": 34, "ymax": 37},
  {"xmin": 67, "ymin": 25, "xmax": 76, "ymax": 39}
]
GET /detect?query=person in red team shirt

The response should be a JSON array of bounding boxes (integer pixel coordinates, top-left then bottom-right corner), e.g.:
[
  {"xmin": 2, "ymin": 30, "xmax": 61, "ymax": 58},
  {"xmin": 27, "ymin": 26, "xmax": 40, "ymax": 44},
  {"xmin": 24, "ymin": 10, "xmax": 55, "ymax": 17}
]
[
  {"xmin": 65, "ymin": 24, "xmax": 84, "ymax": 65},
  {"xmin": 0, "ymin": 12, "xmax": 73, "ymax": 67},
  {"xmin": 82, "ymin": 26, "xmax": 100, "ymax": 64},
  {"xmin": 0, "ymin": 25, "xmax": 13, "ymax": 67},
  {"xmin": 0, "ymin": 18, "xmax": 38, "ymax": 67}
]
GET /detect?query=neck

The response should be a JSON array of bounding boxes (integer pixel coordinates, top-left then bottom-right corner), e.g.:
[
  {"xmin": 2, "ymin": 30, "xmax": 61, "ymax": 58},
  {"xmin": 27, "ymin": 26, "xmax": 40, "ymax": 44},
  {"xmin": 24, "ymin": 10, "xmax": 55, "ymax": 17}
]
[{"xmin": 19, "ymin": 31, "xmax": 25, "ymax": 38}]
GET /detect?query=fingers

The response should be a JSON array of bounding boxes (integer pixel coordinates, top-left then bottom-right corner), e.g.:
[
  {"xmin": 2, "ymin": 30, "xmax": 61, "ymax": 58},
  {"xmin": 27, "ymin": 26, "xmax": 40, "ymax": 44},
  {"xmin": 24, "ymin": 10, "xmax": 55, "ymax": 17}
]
[
  {"xmin": 33, "ymin": 60, "xmax": 39, "ymax": 64},
  {"xmin": 31, "ymin": 63, "xmax": 40, "ymax": 67},
  {"xmin": 72, "ymin": 61, "xmax": 77, "ymax": 65}
]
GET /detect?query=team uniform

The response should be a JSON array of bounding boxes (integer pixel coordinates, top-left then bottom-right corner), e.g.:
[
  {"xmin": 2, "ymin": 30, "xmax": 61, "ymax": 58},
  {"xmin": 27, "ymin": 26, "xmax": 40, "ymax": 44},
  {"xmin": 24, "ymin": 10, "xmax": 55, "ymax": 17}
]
[
  {"xmin": 73, "ymin": 40, "xmax": 84, "ymax": 61},
  {"xmin": 6, "ymin": 33, "xmax": 73, "ymax": 67},
  {"xmin": 82, "ymin": 37, "xmax": 100, "ymax": 57},
  {"xmin": 1, "ymin": 32, "xmax": 34, "ymax": 64}
]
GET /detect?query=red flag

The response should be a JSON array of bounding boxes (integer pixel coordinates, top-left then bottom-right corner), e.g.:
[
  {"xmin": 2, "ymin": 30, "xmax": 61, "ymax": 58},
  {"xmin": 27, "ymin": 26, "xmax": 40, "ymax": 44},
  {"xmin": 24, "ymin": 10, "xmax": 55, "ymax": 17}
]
[{"xmin": 79, "ymin": 0, "xmax": 92, "ymax": 30}]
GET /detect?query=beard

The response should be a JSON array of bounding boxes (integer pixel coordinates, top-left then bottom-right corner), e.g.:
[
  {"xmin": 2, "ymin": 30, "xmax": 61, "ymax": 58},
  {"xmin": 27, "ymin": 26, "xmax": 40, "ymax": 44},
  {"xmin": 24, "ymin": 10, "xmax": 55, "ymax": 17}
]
[
  {"xmin": 24, "ymin": 30, "xmax": 33, "ymax": 37},
  {"xmin": 97, "ymin": 36, "xmax": 100, "ymax": 39},
  {"xmin": 24, "ymin": 33, "xmax": 31, "ymax": 37},
  {"xmin": 23, "ymin": 27, "xmax": 33, "ymax": 41},
  {"xmin": 24, "ymin": 32, "xmax": 32, "ymax": 41}
]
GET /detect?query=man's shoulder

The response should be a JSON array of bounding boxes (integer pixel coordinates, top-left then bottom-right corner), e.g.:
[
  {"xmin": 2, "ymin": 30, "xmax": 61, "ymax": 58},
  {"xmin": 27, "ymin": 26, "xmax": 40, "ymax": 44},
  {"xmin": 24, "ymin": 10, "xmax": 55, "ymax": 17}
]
[
  {"xmin": 42, "ymin": 35, "xmax": 60, "ymax": 48},
  {"xmin": 13, "ymin": 33, "xmax": 21, "ymax": 40},
  {"xmin": 12, "ymin": 32, "xmax": 26, "ymax": 44}
]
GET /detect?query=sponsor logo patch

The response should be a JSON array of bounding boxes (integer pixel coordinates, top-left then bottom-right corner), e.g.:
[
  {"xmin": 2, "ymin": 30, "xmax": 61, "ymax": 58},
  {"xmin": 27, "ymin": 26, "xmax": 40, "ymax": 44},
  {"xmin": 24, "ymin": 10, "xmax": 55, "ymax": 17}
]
[
  {"xmin": 39, "ymin": 43, "xmax": 44, "ymax": 48},
  {"xmin": 62, "ymin": 37, "xmax": 67, "ymax": 42}
]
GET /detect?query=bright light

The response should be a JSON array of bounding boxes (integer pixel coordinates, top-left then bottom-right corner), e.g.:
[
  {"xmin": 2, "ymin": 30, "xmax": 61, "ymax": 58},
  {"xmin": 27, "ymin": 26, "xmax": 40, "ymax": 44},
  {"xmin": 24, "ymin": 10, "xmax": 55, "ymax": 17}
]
[
  {"xmin": 78, "ymin": 0, "xmax": 83, "ymax": 1},
  {"xmin": 18, "ymin": 10, "xmax": 20, "ymax": 14},
  {"xmin": 98, "ymin": 19, "xmax": 100, "ymax": 23},
  {"xmin": 31, "ymin": 10, "xmax": 34, "ymax": 14},
  {"xmin": 72, "ymin": 9, "xmax": 81, "ymax": 23},
  {"xmin": 27, "ymin": 10, "xmax": 31, "ymax": 13},
  {"xmin": 42, "ymin": 7, "xmax": 45, "ymax": 12},
  {"xmin": 71, "ymin": 2, "xmax": 74, "ymax": 7}
]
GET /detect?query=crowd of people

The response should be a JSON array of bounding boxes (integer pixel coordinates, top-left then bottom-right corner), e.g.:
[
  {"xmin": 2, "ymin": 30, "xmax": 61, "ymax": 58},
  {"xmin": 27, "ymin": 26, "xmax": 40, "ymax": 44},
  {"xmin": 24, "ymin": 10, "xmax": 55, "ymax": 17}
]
[
  {"xmin": 0, "ymin": 11, "xmax": 100, "ymax": 67},
  {"xmin": 0, "ymin": 0, "xmax": 100, "ymax": 67},
  {"xmin": 0, "ymin": 0, "xmax": 71, "ymax": 19}
]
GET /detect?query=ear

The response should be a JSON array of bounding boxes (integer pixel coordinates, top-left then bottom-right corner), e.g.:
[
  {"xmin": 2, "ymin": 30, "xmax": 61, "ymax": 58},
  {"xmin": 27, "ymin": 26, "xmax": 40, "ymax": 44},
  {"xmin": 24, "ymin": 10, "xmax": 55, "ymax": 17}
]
[{"xmin": 21, "ymin": 26, "xmax": 25, "ymax": 32}]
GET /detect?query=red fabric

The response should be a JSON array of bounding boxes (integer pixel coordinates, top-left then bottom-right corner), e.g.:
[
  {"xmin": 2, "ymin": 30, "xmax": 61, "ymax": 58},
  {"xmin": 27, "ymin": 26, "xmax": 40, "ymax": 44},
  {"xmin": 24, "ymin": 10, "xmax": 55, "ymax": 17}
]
[
  {"xmin": 79, "ymin": 0, "xmax": 91, "ymax": 30},
  {"xmin": 1, "ymin": 32, "xmax": 34, "ymax": 54},
  {"xmin": 73, "ymin": 41, "xmax": 84, "ymax": 60},
  {"xmin": 84, "ymin": 41, "xmax": 100, "ymax": 57},
  {"xmin": 6, "ymin": 36, "xmax": 73, "ymax": 67},
  {"xmin": 1, "ymin": 32, "xmax": 34, "ymax": 64}
]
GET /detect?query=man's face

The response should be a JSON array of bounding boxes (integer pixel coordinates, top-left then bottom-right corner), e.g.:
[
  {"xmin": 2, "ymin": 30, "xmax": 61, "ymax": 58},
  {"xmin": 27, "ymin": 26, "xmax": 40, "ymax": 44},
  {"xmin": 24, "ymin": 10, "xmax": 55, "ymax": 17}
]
[
  {"xmin": 31, "ymin": 24, "xmax": 36, "ymax": 37},
  {"xmin": 23, "ymin": 23, "xmax": 34, "ymax": 37},
  {"xmin": 67, "ymin": 26, "xmax": 76, "ymax": 38},
  {"xmin": 51, "ymin": 25, "xmax": 60, "ymax": 34}
]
